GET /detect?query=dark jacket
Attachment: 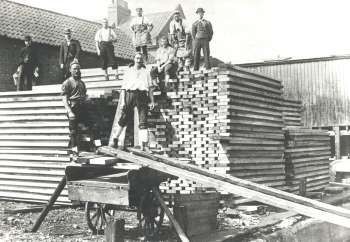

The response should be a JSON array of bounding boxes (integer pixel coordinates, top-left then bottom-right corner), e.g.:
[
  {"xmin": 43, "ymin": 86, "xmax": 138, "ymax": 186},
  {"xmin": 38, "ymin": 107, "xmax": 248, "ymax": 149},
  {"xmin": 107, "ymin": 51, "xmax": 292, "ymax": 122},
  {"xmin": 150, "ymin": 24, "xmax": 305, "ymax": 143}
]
[
  {"xmin": 19, "ymin": 45, "xmax": 39, "ymax": 69},
  {"xmin": 59, "ymin": 39, "xmax": 81, "ymax": 65},
  {"xmin": 192, "ymin": 19, "xmax": 213, "ymax": 41}
]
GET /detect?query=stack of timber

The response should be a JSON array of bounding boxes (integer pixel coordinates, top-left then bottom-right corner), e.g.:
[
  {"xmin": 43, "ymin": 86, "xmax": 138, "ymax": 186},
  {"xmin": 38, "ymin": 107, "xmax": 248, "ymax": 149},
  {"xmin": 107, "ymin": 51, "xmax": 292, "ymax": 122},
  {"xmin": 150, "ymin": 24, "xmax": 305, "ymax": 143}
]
[
  {"xmin": 147, "ymin": 66, "xmax": 287, "ymax": 190},
  {"xmin": 0, "ymin": 90, "xmax": 71, "ymax": 203},
  {"xmin": 159, "ymin": 178, "xmax": 211, "ymax": 194},
  {"xmin": 284, "ymin": 128, "xmax": 332, "ymax": 194},
  {"xmin": 0, "ymin": 68, "xmax": 123, "ymax": 203},
  {"xmin": 282, "ymin": 98, "xmax": 303, "ymax": 127}
]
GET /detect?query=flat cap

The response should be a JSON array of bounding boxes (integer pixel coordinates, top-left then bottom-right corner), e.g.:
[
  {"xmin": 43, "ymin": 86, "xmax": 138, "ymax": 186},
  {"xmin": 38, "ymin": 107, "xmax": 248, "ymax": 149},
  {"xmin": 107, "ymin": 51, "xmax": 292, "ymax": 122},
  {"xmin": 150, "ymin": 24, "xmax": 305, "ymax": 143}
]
[
  {"xmin": 64, "ymin": 28, "xmax": 72, "ymax": 34},
  {"xmin": 196, "ymin": 7, "xmax": 205, "ymax": 13}
]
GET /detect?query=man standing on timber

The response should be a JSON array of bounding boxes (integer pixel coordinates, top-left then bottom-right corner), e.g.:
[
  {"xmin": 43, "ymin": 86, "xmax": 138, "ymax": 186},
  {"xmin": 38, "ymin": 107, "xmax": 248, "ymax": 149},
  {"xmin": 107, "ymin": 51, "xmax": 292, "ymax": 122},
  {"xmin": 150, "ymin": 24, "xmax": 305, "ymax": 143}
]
[
  {"xmin": 169, "ymin": 10, "xmax": 192, "ymax": 72},
  {"xmin": 95, "ymin": 18, "xmax": 119, "ymax": 80},
  {"xmin": 130, "ymin": 7, "xmax": 153, "ymax": 62},
  {"xmin": 61, "ymin": 61, "xmax": 100, "ymax": 155},
  {"xmin": 192, "ymin": 7, "xmax": 213, "ymax": 71},
  {"xmin": 150, "ymin": 36, "xmax": 177, "ymax": 93},
  {"xmin": 113, "ymin": 52, "xmax": 155, "ymax": 151},
  {"xmin": 18, "ymin": 35, "xmax": 39, "ymax": 91},
  {"xmin": 59, "ymin": 28, "xmax": 81, "ymax": 81}
]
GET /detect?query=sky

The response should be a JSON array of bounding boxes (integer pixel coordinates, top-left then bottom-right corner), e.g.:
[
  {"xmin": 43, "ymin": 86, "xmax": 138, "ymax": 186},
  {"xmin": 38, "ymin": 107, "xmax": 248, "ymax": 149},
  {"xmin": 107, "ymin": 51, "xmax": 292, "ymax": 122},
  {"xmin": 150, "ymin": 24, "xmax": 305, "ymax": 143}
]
[{"xmin": 11, "ymin": 0, "xmax": 350, "ymax": 63}]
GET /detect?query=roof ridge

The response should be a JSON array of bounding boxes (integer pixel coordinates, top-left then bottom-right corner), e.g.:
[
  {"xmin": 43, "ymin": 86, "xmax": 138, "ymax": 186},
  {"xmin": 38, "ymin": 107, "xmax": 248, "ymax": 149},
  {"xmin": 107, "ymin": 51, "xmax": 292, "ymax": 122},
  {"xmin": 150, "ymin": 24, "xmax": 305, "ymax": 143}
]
[{"xmin": 4, "ymin": 0, "xmax": 101, "ymax": 26}]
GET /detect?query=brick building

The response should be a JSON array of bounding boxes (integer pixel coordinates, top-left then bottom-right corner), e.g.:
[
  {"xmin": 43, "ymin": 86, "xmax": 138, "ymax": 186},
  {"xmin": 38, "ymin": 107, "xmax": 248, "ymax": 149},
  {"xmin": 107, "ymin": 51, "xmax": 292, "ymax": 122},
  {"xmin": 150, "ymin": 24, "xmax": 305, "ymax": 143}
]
[{"xmin": 0, "ymin": 0, "xmax": 135, "ymax": 91}]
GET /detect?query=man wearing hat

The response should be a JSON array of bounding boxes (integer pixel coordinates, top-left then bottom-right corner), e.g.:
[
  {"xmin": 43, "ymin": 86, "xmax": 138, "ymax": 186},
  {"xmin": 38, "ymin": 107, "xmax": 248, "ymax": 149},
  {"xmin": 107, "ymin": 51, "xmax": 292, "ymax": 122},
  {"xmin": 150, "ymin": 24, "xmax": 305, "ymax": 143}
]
[
  {"xmin": 18, "ymin": 35, "xmax": 39, "ymax": 91},
  {"xmin": 59, "ymin": 28, "xmax": 81, "ymax": 81},
  {"xmin": 169, "ymin": 10, "xmax": 192, "ymax": 72},
  {"xmin": 95, "ymin": 18, "xmax": 119, "ymax": 80},
  {"xmin": 61, "ymin": 60, "xmax": 100, "ymax": 154},
  {"xmin": 130, "ymin": 7, "xmax": 153, "ymax": 62},
  {"xmin": 192, "ymin": 7, "xmax": 213, "ymax": 71}
]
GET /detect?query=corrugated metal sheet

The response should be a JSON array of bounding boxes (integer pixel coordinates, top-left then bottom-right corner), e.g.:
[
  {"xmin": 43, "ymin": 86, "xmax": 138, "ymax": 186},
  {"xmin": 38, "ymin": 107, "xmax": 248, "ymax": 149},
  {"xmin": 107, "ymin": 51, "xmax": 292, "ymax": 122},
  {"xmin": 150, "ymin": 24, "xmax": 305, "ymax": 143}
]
[{"xmin": 241, "ymin": 57, "xmax": 350, "ymax": 127}]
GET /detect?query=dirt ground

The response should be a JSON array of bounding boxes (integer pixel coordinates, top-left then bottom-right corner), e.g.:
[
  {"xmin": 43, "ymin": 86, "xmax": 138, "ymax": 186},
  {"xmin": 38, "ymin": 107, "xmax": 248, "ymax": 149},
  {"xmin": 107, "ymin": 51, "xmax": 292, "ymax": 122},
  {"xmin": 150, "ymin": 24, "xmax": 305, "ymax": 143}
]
[{"xmin": 0, "ymin": 200, "xmax": 270, "ymax": 242}]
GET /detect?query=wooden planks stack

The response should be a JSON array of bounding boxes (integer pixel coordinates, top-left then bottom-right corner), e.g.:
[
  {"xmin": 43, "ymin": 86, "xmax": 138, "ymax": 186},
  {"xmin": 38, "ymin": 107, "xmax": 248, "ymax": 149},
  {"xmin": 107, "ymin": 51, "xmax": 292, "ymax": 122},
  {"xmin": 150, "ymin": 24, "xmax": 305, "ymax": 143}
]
[
  {"xmin": 0, "ymin": 90, "xmax": 71, "ymax": 203},
  {"xmin": 0, "ymin": 68, "xmax": 122, "ymax": 204},
  {"xmin": 147, "ymin": 66, "xmax": 287, "ymax": 190},
  {"xmin": 282, "ymin": 98, "xmax": 303, "ymax": 127},
  {"xmin": 284, "ymin": 128, "xmax": 332, "ymax": 194}
]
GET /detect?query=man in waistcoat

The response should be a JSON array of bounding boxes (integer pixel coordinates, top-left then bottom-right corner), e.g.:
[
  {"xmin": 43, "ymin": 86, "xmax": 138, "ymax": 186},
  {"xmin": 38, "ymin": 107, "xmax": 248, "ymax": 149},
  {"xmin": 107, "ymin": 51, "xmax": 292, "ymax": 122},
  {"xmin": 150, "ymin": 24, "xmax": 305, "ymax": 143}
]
[{"xmin": 192, "ymin": 7, "xmax": 213, "ymax": 71}]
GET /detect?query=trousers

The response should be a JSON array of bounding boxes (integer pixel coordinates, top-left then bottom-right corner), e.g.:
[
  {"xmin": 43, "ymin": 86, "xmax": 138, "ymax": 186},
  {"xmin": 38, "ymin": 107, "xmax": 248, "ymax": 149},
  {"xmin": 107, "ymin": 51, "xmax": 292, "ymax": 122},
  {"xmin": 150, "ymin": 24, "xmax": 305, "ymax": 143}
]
[{"xmin": 193, "ymin": 38, "xmax": 211, "ymax": 71}]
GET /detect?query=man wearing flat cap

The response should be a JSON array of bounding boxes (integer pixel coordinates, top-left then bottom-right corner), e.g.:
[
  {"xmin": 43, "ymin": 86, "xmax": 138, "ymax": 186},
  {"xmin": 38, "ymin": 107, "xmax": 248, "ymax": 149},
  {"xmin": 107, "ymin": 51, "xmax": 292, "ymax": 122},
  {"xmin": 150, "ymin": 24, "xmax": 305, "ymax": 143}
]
[
  {"xmin": 59, "ymin": 28, "xmax": 81, "ymax": 81},
  {"xmin": 18, "ymin": 35, "xmax": 39, "ymax": 91},
  {"xmin": 192, "ymin": 7, "xmax": 213, "ymax": 71},
  {"xmin": 62, "ymin": 60, "xmax": 100, "ymax": 155},
  {"xmin": 130, "ymin": 7, "xmax": 153, "ymax": 62}
]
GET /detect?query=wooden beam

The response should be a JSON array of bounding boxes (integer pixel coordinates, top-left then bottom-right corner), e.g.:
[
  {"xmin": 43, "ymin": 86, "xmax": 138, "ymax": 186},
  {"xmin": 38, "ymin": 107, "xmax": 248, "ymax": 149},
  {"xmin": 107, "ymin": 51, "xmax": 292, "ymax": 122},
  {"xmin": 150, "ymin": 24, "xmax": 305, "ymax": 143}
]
[
  {"xmin": 335, "ymin": 126, "xmax": 341, "ymax": 159},
  {"xmin": 98, "ymin": 146, "xmax": 350, "ymax": 229}
]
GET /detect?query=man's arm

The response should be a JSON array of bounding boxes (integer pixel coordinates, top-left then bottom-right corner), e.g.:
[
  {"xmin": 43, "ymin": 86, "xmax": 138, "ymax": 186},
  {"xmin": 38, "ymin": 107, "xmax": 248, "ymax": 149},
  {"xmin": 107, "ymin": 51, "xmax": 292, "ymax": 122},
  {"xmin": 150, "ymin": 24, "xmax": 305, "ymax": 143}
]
[
  {"xmin": 94, "ymin": 30, "xmax": 101, "ymax": 55},
  {"xmin": 191, "ymin": 21, "xmax": 197, "ymax": 40},
  {"xmin": 59, "ymin": 43, "xmax": 64, "ymax": 68},
  {"xmin": 208, "ymin": 21, "xmax": 213, "ymax": 41},
  {"xmin": 74, "ymin": 40, "xmax": 81, "ymax": 60},
  {"xmin": 62, "ymin": 95, "xmax": 75, "ymax": 119}
]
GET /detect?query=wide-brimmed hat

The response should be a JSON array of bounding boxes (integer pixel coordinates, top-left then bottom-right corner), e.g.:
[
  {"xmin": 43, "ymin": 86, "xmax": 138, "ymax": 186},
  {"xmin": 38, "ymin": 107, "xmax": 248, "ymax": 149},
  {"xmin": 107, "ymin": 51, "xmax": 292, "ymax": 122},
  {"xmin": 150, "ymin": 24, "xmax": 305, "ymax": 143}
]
[
  {"xmin": 196, "ymin": 7, "xmax": 205, "ymax": 13},
  {"xmin": 136, "ymin": 7, "xmax": 143, "ymax": 11},
  {"xmin": 64, "ymin": 28, "xmax": 72, "ymax": 35},
  {"xmin": 174, "ymin": 10, "xmax": 181, "ymax": 15}
]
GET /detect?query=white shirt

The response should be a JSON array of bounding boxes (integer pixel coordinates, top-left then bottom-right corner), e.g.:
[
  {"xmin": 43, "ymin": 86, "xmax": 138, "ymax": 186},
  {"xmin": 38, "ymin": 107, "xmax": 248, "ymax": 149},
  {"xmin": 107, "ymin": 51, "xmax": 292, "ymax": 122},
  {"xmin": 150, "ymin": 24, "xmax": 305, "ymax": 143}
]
[
  {"xmin": 169, "ymin": 19, "xmax": 189, "ymax": 34},
  {"xmin": 95, "ymin": 27, "xmax": 117, "ymax": 42},
  {"xmin": 122, "ymin": 66, "xmax": 152, "ymax": 91},
  {"xmin": 130, "ymin": 16, "xmax": 152, "ymax": 31}
]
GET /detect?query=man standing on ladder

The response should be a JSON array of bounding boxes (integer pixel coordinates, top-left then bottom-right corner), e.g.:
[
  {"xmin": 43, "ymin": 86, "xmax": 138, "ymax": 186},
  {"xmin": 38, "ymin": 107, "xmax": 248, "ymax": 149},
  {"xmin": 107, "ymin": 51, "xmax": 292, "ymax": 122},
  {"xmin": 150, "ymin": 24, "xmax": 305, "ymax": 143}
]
[
  {"xmin": 130, "ymin": 7, "xmax": 153, "ymax": 63},
  {"xmin": 113, "ymin": 52, "xmax": 155, "ymax": 151}
]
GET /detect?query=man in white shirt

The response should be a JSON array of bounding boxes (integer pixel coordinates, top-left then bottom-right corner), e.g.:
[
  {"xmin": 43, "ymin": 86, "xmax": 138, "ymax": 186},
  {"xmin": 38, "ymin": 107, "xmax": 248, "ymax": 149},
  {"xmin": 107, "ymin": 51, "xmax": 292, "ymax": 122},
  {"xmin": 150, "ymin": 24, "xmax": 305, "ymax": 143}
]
[
  {"xmin": 95, "ymin": 18, "xmax": 119, "ymax": 80},
  {"xmin": 113, "ymin": 52, "xmax": 155, "ymax": 151},
  {"xmin": 130, "ymin": 7, "xmax": 153, "ymax": 62}
]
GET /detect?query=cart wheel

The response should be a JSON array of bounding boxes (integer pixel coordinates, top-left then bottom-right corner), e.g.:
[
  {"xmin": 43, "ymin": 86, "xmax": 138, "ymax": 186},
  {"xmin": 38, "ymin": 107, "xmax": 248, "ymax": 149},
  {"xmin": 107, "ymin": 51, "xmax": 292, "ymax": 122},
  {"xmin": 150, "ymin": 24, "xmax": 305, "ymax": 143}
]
[
  {"xmin": 85, "ymin": 202, "xmax": 115, "ymax": 234},
  {"xmin": 138, "ymin": 192, "xmax": 165, "ymax": 239}
]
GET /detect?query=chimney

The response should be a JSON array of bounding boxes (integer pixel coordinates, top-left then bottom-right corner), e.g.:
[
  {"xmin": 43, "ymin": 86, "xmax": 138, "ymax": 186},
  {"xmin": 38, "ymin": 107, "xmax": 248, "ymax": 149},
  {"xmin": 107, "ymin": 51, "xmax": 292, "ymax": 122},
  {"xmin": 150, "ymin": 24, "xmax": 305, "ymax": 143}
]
[{"xmin": 108, "ymin": 0, "xmax": 131, "ymax": 26}]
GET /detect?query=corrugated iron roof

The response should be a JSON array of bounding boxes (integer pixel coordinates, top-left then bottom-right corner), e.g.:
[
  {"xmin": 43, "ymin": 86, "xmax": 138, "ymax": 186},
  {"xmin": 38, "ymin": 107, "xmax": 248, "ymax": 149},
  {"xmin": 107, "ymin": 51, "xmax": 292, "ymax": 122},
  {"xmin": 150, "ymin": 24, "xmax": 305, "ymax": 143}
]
[{"xmin": 0, "ymin": 0, "xmax": 135, "ymax": 60}]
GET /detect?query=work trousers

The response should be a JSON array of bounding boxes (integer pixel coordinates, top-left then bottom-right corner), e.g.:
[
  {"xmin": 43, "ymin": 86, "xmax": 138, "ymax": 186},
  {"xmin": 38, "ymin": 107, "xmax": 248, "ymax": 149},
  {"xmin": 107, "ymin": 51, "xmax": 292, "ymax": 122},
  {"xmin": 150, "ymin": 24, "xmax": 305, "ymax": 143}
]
[
  {"xmin": 136, "ymin": 45, "xmax": 148, "ymax": 62},
  {"xmin": 18, "ymin": 65, "xmax": 34, "ymax": 91},
  {"xmin": 150, "ymin": 63, "xmax": 178, "ymax": 91},
  {"xmin": 193, "ymin": 38, "xmax": 211, "ymax": 71},
  {"xmin": 118, "ymin": 90, "xmax": 149, "ymax": 129},
  {"xmin": 68, "ymin": 102, "xmax": 96, "ymax": 148},
  {"xmin": 99, "ymin": 41, "xmax": 118, "ymax": 70},
  {"xmin": 62, "ymin": 57, "xmax": 74, "ymax": 81}
]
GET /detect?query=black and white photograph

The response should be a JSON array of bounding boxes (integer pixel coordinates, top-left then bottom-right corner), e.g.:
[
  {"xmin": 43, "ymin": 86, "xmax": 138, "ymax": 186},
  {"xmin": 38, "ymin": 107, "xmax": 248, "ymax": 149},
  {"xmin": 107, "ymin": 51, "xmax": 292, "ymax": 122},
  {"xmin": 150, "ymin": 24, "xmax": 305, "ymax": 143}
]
[{"xmin": 1, "ymin": 0, "xmax": 350, "ymax": 241}]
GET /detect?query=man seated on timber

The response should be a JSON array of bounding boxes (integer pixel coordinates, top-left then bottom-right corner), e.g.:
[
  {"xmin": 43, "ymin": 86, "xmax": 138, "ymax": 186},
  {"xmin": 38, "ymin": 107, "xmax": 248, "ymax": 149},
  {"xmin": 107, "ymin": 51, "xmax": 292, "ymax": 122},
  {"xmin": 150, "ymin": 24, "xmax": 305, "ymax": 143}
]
[
  {"xmin": 150, "ymin": 36, "xmax": 177, "ymax": 93},
  {"xmin": 61, "ymin": 61, "xmax": 100, "ymax": 155},
  {"xmin": 113, "ymin": 52, "xmax": 155, "ymax": 151}
]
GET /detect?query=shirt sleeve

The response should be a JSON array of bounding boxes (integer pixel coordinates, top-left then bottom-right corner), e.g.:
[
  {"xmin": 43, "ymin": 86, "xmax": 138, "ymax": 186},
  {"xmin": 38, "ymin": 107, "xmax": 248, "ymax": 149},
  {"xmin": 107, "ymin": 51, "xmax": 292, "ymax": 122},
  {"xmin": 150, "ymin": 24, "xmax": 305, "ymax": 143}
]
[
  {"xmin": 94, "ymin": 29, "xmax": 100, "ymax": 42},
  {"xmin": 144, "ymin": 16, "xmax": 152, "ymax": 26},
  {"xmin": 110, "ymin": 28, "xmax": 117, "ymax": 41},
  {"xmin": 146, "ymin": 71, "xmax": 153, "ymax": 88},
  {"xmin": 61, "ymin": 81, "xmax": 70, "ymax": 96}
]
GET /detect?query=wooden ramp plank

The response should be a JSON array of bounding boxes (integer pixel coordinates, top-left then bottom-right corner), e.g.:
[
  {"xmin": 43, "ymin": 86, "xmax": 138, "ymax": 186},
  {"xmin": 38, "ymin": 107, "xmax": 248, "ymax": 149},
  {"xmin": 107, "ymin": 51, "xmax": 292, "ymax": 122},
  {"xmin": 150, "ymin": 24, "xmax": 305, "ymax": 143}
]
[{"xmin": 98, "ymin": 146, "xmax": 350, "ymax": 229}]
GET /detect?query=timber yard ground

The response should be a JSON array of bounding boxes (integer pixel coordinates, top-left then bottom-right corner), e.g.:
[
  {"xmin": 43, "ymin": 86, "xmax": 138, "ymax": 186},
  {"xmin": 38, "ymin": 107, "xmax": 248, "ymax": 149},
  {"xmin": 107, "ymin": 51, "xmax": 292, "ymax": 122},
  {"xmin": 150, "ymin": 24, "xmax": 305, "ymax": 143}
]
[{"xmin": 0, "ymin": 200, "xmax": 284, "ymax": 242}]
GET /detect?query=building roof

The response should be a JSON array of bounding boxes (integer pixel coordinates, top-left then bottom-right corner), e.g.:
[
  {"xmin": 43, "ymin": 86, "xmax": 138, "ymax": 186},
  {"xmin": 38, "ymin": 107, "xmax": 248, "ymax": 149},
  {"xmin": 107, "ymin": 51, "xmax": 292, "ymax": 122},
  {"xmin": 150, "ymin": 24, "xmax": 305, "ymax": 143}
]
[
  {"xmin": 238, "ymin": 54, "xmax": 350, "ymax": 67},
  {"xmin": 119, "ymin": 4, "xmax": 185, "ymax": 43},
  {"xmin": 0, "ymin": 0, "xmax": 135, "ymax": 60}
]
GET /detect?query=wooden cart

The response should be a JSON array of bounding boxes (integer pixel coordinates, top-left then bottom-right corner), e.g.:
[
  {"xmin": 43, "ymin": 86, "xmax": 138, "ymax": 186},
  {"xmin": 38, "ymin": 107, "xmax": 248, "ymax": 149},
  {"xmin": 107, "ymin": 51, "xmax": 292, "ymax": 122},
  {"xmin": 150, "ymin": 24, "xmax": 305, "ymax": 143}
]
[{"xmin": 65, "ymin": 165, "xmax": 171, "ymax": 238}]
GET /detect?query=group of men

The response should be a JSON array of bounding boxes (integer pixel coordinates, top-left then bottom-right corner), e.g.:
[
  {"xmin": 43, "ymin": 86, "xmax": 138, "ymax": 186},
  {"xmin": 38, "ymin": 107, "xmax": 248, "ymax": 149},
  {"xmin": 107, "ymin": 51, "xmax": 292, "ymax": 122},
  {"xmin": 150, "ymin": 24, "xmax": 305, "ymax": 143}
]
[{"xmin": 15, "ymin": 6, "xmax": 214, "ymax": 153}]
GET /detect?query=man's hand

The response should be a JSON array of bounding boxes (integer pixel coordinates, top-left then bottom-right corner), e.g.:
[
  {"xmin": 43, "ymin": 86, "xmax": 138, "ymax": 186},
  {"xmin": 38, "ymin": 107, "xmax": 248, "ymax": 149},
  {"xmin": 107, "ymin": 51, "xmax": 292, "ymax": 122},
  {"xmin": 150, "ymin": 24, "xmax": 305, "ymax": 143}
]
[
  {"xmin": 68, "ymin": 111, "xmax": 76, "ymax": 119},
  {"xmin": 34, "ymin": 67, "xmax": 39, "ymax": 78},
  {"xmin": 60, "ymin": 64, "xmax": 64, "ymax": 69},
  {"xmin": 73, "ymin": 58, "xmax": 78, "ymax": 62},
  {"xmin": 97, "ymin": 49, "xmax": 101, "ymax": 56}
]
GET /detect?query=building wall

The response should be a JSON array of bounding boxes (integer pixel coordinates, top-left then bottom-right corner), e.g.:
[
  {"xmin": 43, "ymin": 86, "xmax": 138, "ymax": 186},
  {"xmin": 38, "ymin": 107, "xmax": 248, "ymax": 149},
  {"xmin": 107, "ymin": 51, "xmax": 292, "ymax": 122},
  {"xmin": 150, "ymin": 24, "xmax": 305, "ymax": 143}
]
[
  {"xmin": 0, "ymin": 36, "xmax": 131, "ymax": 91},
  {"xmin": 241, "ymin": 58, "xmax": 350, "ymax": 128}
]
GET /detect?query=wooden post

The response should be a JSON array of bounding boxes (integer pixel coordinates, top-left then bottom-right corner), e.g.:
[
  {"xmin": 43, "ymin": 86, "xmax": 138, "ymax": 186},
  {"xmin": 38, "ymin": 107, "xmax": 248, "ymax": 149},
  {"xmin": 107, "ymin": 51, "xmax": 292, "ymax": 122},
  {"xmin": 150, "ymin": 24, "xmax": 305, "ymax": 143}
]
[
  {"xmin": 31, "ymin": 175, "xmax": 66, "ymax": 232},
  {"xmin": 153, "ymin": 189, "xmax": 189, "ymax": 242},
  {"xmin": 335, "ymin": 126, "xmax": 341, "ymax": 159},
  {"xmin": 108, "ymin": 91, "xmax": 125, "ymax": 147}
]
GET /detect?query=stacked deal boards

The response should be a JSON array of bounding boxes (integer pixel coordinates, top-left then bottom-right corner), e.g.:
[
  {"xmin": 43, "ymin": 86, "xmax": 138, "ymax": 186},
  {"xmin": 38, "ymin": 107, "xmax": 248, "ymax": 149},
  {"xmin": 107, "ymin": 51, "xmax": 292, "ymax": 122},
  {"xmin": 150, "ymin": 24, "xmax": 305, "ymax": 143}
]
[{"xmin": 148, "ymin": 66, "xmax": 288, "ymax": 190}]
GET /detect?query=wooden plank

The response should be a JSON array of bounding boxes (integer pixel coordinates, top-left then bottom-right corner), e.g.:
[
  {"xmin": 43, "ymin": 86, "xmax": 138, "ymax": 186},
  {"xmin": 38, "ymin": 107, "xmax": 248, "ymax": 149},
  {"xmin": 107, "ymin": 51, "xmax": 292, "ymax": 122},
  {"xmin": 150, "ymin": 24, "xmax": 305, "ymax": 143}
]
[
  {"xmin": 0, "ymin": 127, "xmax": 69, "ymax": 134},
  {"xmin": 0, "ymin": 135, "xmax": 69, "ymax": 141},
  {"xmin": 335, "ymin": 126, "xmax": 341, "ymax": 159},
  {"xmin": 0, "ymin": 149, "xmax": 69, "ymax": 155},
  {"xmin": 0, "ymin": 115, "xmax": 68, "ymax": 122},
  {"xmin": 0, "ymin": 141, "xmax": 69, "ymax": 147},
  {"xmin": 108, "ymin": 91, "xmax": 126, "ymax": 146},
  {"xmin": 0, "ymin": 121, "xmax": 69, "ymax": 128},
  {"xmin": 0, "ymin": 101, "xmax": 64, "ymax": 109},
  {"xmin": 99, "ymin": 146, "xmax": 350, "ymax": 229}
]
